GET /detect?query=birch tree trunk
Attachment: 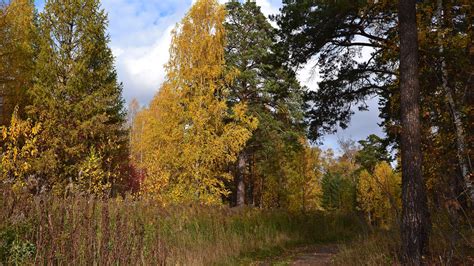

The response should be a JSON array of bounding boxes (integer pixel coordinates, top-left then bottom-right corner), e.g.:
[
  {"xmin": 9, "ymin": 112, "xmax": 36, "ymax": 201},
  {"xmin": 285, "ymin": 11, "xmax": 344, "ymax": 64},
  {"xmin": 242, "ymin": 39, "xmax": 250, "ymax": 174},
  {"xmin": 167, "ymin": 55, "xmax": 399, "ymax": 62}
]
[{"xmin": 436, "ymin": 0, "xmax": 473, "ymax": 205}]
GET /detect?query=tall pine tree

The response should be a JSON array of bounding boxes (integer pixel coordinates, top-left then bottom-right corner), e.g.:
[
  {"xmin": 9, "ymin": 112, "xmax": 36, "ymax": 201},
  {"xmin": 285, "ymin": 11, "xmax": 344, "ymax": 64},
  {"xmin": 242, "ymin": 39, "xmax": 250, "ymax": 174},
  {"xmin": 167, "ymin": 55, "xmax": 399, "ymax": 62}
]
[{"xmin": 224, "ymin": 0, "xmax": 305, "ymax": 206}]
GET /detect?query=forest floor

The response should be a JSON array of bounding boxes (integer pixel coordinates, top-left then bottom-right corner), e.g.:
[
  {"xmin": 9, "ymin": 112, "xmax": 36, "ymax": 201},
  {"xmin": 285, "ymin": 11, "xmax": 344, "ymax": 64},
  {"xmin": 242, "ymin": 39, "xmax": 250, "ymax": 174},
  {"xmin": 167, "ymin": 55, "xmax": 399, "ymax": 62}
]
[{"xmin": 254, "ymin": 244, "xmax": 339, "ymax": 265}]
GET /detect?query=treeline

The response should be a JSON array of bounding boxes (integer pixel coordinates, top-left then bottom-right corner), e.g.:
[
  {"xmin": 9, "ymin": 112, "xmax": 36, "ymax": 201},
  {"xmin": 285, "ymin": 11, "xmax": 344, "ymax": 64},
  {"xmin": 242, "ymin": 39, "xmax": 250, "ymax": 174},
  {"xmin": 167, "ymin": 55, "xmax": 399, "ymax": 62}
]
[
  {"xmin": 126, "ymin": 0, "xmax": 401, "ymax": 218},
  {"xmin": 0, "ymin": 0, "xmax": 314, "ymax": 208},
  {"xmin": 0, "ymin": 0, "xmax": 404, "ymax": 217}
]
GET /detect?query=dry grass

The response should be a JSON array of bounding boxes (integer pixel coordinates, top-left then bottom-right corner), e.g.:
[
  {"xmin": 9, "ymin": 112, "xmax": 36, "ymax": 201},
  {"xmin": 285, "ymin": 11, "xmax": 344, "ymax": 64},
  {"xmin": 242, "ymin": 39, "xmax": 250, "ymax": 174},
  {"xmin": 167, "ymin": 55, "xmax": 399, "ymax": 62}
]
[
  {"xmin": 0, "ymin": 190, "xmax": 364, "ymax": 265},
  {"xmin": 333, "ymin": 212, "xmax": 474, "ymax": 266},
  {"xmin": 333, "ymin": 230, "xmax": 400, "ymax": 266},
  {"xmin": 4, "ymin": 191, "xmax": 471, "ymax": 265}
]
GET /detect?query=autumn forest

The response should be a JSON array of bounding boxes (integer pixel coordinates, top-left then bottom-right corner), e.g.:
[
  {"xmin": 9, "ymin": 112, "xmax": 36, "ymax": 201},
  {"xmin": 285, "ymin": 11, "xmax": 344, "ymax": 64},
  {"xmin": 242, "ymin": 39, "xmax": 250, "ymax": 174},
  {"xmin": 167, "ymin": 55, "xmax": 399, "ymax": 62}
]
[{"xmin": 0, "ymin": 0, "xmax": 472, "ymax": 265}]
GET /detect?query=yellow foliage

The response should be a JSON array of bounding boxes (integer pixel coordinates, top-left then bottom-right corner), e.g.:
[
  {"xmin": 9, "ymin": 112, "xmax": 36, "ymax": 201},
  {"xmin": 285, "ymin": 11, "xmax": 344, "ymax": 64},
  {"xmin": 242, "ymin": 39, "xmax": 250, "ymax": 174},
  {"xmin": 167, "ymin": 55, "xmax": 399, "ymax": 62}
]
[
  {"xmin": 254, "ymin": 135, "xmax": 322, "ymax": 211},
  {"xmin": 134, "ymin": 0, "xmax": 257, "ymax": 204},
  {"xmin": 357, "ymin": 162, "xmax": 401, "ymax": 228},
  {"xmin": 297, "ymin": 144, "xmax": 323, "ymax": 211},
  {"xmin": 76, "ymin": 147, "xmax": 111, "ymax": 197},
  {"xmin": 0, "ymin": 109, "xmax": 41, "ymax": 193},
  {"xmin": 286, "ymin": 143, "xmax": 323, "ymax": 212}
]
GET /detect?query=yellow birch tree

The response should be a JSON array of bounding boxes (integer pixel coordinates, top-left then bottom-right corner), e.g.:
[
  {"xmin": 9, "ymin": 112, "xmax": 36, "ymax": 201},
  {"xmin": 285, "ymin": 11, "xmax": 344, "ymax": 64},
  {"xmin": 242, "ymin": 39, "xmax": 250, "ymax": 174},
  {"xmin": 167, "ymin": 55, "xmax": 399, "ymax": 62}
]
[
  {"xmin": 136, "ymin": 0, "xmax": 257, "ymax": 204},
  {"xmin": 357, "ymin": 161, "xmax": 401, "ymax": 228}
]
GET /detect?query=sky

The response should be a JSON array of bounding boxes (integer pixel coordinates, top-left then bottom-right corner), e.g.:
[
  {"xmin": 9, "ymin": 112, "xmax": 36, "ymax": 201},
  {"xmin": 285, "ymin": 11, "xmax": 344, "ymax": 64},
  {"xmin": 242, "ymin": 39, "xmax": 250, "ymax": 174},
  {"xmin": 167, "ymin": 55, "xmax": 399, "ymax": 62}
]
[{"xmin": 33, "ymin": 0, "xmax": 384, "ymax": 152}]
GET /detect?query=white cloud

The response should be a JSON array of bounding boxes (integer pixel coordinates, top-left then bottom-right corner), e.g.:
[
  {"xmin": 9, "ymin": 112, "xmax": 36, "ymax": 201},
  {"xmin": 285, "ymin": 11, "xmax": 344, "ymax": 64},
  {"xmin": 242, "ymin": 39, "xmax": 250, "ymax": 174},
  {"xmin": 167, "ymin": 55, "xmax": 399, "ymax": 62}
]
[
  {"xmin": 297, "ymin": 58, "xmax": 321, "ymax": 90},
  {"xmin": 255, "ymin": 0, "xmax": 280, "ymax": 17},
  {"xmin": 113, "ymin": 25, "xmax": 173, "ymax": 105},
  {"xmin": 101, "ymin": 0, "xmax": 191, "ymax": 106}
]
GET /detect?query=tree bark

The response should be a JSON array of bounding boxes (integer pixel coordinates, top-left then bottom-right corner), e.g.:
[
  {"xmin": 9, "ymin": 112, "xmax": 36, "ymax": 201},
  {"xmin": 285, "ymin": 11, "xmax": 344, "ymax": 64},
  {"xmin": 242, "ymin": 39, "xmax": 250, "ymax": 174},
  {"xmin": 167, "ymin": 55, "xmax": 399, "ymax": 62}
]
[
  {"xmin": 235, "ymin": 152, "xmax": 246, "ymax": 206},
  {"xmin": 398, "ymin": 0, "xmax": 431, "ymax": 264}
]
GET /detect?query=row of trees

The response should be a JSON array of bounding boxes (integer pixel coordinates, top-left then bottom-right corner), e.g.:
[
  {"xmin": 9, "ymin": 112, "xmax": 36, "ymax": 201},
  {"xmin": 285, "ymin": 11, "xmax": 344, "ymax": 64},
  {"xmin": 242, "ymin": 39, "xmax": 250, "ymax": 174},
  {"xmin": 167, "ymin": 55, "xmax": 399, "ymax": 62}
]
[
  {"xmin": 0, "ymin": 0, "xmax": 325, "ymax": 211},
  {"xmin": 126, "ymin": 0, "xmax": 402, "ymax": 218},
  {"xmin": 2, "ymin": 0, "xmax": 397, "ymax": 217}
]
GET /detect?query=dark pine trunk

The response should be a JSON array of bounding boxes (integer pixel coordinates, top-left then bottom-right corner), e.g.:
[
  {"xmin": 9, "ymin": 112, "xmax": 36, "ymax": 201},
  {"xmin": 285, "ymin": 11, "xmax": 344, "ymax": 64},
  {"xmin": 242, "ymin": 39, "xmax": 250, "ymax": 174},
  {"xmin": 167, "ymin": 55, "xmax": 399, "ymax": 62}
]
[{"xmin": 398, "ymin": 0, "xmax": 431, "ymax": 264}]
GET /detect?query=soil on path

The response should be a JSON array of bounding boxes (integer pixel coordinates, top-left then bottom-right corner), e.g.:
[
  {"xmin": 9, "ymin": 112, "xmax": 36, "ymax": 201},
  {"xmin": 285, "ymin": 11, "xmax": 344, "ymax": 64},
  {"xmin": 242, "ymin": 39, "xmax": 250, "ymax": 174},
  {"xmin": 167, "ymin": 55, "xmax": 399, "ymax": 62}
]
[
  {"xmin": 289, "ymin": 245, "xmax": 338, "ymax": 265},
  {"xmin": 258, "ymin": 244, "xmax": 339, "ymax": 266}
]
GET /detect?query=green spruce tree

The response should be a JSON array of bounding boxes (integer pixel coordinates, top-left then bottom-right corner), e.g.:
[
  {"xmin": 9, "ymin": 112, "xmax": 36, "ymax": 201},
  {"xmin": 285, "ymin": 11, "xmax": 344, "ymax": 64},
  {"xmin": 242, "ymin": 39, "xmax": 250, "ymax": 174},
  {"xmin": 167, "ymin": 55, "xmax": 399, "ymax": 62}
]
[{"xmin": 27, "ymin": 0, "xmax": 128, "ymax": 195}]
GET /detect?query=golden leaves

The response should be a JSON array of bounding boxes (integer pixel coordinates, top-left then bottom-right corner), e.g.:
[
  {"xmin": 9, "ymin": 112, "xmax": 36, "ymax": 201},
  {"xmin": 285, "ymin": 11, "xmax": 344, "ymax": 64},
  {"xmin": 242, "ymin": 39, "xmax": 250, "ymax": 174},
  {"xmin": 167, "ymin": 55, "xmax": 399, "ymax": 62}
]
[
  {"xmin": 133, "ymin": 0, "xmax": 257, "ymax": 204},
  {"xmin": 77, "ymin": 147, "xmax": 111, "ymax": 197},
  {"xmin": 357, "ymin": 162, "xmax": 401, "ymax": 228},
  {"xmin": 0, "ymin": 109, "xmax": 42, "ymax": 192}
]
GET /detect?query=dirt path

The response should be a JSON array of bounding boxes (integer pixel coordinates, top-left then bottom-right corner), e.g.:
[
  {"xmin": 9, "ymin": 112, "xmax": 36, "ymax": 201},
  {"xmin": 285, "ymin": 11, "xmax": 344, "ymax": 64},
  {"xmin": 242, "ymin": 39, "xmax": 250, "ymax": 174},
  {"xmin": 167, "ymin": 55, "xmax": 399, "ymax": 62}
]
[
  {"xmin": 258, "ymin": 244, "xmax": 339, "ymax": 266},
  {"xmin": 288, "ymin": 245, "xmax": 338, "ymax": 265}
]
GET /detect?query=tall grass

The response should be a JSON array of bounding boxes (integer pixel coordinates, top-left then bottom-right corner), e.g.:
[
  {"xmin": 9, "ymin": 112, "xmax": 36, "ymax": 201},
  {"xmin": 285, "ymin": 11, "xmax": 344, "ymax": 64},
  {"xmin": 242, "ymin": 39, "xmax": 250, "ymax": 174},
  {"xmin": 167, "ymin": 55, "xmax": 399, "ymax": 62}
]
[{"xmin": 0, "ymin": 191, "xmax": 364, "ymax": 265}]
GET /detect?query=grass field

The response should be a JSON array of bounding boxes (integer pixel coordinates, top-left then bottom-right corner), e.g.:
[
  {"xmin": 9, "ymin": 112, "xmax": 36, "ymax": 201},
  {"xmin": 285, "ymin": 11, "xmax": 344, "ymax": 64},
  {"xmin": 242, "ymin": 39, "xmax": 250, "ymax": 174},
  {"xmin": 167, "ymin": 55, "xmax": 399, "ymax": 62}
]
[
  {"xmin": 3, "ymin": 192, "xmax": 471, "ymax": 265},
  {"xmin": 0, "ymin": 192, "xmax": 365, "ymax": 265}
]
